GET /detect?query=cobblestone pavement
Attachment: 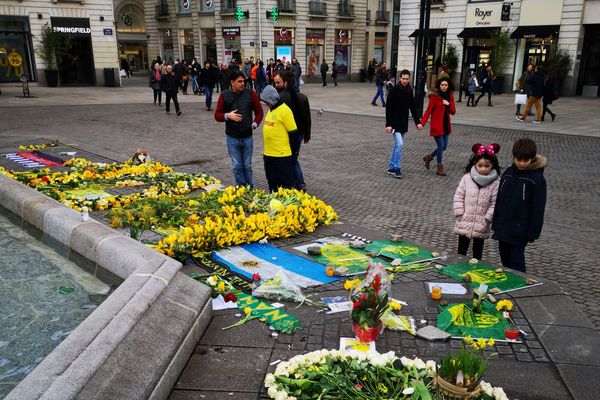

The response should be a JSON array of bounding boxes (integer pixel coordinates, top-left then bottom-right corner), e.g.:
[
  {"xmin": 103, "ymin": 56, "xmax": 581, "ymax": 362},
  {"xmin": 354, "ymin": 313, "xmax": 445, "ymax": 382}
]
[{"xmin": 1, "ymin": 99, "xmax": 599, "ymax": 331}]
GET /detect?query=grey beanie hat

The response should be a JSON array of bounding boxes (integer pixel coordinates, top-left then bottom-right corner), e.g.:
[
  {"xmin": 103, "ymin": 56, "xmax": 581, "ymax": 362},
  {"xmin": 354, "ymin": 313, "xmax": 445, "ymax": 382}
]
[{"xmin": 260, "ymin": 85, "xmax": 280, "ymax": 105}]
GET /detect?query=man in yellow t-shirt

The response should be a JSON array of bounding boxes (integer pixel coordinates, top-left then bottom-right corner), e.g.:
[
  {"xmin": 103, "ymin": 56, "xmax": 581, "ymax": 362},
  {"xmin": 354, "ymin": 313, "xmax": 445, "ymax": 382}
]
[{"xmin": 259, "ymin": 85, "xmax": 298, "ymax": 192}]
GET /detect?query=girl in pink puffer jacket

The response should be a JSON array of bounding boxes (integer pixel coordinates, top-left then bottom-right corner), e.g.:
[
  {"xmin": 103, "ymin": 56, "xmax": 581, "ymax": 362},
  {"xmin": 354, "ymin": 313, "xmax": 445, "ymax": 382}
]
[{"xmin": 453, "ymin": 143, "xmax": 501, "ymax": 260}]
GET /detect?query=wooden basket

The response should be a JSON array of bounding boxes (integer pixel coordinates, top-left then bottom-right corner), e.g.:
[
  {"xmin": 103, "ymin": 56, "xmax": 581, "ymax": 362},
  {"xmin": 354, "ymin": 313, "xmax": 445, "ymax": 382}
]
[{"xmin": 433, "ymin": 375, "xmax": 482, "ymax": 400}]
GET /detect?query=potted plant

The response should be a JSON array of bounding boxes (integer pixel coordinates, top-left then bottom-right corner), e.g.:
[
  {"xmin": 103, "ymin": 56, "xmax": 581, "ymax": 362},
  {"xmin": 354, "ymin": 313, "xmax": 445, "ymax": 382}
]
[
  {"xmin": 443, "ymin": 43, "xmax": 459, "ymax": 78},
  {"xmin": 436, "ymin": 336, "xmax": 497, "ymax": 399},
  {"xmin": 35, "ymin": 23, "xmax": 63, "ymax": 87},
  {"xmin": 349, "ymin": 262, "xmax": 390, "ymax": 342},
  {"xmin": 548, "ymin": 47, "xmax": 573, "ymax": 95},
  {"xmin": 489, "ymin": 28, "xmax": 513, "ymax": 94}
]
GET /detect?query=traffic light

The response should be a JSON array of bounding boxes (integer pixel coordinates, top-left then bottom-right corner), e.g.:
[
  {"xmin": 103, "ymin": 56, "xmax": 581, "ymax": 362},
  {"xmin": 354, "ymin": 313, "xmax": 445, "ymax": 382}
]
[
  {"xmin": 271, "ymin": 7, "xmax": 279, "ymax": 22},
  {"xmin": 235, "ymin": 6, "xmax": 244, "ymax": 21}
]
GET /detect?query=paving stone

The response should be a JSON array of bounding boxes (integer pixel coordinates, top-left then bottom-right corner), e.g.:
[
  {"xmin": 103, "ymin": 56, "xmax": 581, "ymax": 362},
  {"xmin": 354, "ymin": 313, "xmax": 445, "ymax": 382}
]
[
  {"xmin": 555, "ymin": 364, "xmax": 600, "ymax": 400},
  {"xmin": 532, "ymin": 324, "xmax": 600, "ymax": 367},
  {"xmin": 516, "ymin": 295, "xmax": 594, "ymax": 328}
]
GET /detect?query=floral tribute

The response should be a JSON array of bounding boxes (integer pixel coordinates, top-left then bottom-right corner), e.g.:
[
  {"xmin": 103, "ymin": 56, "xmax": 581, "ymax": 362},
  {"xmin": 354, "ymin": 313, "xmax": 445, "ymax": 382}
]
[
  {"xmin": 349, "ymin": 262, "xmax": 390, "ymax": 341},
  {"xmin": 264, "ymin": 349, "xmax": 508, "ymax": 400},
  {"xmin": 5, "ymin": 158, "xmax": 219, "ymax": 211},
  {"xmin": 153, "ymin": 186, "xmax": 338, "ymax": 258}
]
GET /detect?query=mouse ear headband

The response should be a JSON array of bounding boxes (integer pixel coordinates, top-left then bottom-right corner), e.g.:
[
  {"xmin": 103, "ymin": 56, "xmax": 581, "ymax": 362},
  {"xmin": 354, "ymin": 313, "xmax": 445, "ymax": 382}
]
[{"xmin": 472, "ymin": 143, "xmax": 500, "ymax": 156}]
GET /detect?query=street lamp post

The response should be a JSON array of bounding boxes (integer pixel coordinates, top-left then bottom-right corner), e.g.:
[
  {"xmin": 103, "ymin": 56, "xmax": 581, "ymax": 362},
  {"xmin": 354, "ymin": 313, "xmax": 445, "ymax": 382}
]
[{"xmin": 414, "ymin": 0, "xmax": 431, "ymax": 116}]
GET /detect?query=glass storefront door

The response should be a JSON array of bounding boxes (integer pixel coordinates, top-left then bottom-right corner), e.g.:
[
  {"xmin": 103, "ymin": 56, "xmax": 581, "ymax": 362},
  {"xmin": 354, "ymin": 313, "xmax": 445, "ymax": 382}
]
[{"xmin": 0, "ymin": 17, "xmax": 34, "ymax": 82}]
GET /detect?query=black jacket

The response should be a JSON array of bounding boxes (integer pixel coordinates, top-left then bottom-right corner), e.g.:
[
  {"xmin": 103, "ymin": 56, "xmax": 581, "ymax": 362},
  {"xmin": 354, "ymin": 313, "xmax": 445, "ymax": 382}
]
[
  {"xmin": 385, "ymin": 84, "xmax": 421, "ymax": 133},
  {"xmin": 160, "ymin": 73, "xmax": 179, "ymax": 94},
  {"xmin": 279, "ymin": 88, "xmax": 312, "ymax": 143},
  {"xmin": 492, "ymin": 155, "xmax": 547, "ymax": 246},
  {"xmin": 200, "ymin": 67, "xmax": 217, "ymax": 88},
  {"xmin": 529, "ymin": 71, "xmax": 545, "ymax": 98},
  {"xmin": 375, "ymin": 68, "xmax": 387, "ymax": 85}
]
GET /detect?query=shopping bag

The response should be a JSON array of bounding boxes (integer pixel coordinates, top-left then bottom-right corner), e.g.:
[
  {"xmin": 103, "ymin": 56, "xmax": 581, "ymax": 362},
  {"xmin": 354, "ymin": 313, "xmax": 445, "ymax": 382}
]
[
  {"xmin": 119, "ymin": 69, "xmax": 127, "ymax": 78},
  {"xmin": 299, "ymin": 77, "xmax": 304, "ymax": 86},
  {"xmin": 514, "ymin": 93, "xmax": 527, "ymax": 105}
]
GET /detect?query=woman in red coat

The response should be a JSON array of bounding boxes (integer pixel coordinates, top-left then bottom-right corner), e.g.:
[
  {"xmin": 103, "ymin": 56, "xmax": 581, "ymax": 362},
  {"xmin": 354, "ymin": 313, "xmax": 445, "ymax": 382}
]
[{"xmin": 421, "ymin": 77, "xmax": 456, "ymax": 176}]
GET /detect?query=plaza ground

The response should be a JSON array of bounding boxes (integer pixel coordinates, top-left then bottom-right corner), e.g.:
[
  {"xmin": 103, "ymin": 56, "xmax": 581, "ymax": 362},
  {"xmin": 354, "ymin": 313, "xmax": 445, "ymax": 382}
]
[{"xmin": 1, "ymin": 80, "xmax": 599, "ymax": 399}]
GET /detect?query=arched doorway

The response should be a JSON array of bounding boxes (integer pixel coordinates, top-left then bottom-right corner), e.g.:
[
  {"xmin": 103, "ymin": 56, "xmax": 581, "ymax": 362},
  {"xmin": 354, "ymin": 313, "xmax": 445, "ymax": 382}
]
[{"xmin": 116, "ymin": 2, "xmax": 148, "ymax": 73}]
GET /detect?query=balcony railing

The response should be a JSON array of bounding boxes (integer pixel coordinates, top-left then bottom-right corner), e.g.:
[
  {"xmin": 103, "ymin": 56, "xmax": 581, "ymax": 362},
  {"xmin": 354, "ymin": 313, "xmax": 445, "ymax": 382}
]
[
  {"xmin": 375, "ymin": 10, "xmax": 389, "ymax": 23},
  {"xmin": 155, "ymin": 3, "xmax": 169, "ymax": 19},
  {"xmin": 309, "ymin": 1, "xmax": 327, "ymax": 16},
  {"xmin": 221, "ymin": 0, "xmax": 237, "ymax": 14},
  {"xmin": 338, "ymin": 1, "xmax": 354, "ymax": 18},
  {"xmin": 277, "ymin": 0, "xmax": 296, "ymax": 13}
]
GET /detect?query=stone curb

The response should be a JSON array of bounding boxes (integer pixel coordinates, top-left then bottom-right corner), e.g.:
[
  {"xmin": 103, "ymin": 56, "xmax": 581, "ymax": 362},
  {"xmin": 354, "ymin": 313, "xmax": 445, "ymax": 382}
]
[{"xmin": 0, "ymin": 175, "xmax": 212, "ymax": 399}]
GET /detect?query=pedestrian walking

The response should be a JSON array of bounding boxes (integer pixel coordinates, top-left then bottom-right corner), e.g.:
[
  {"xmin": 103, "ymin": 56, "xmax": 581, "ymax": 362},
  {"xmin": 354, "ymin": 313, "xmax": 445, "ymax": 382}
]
[
  {"xmin": 384, "ymin": 69, "xmax": 423, "ymax": 179},
  {"xmin": 515, "ymin": 63, "xmax": 534, "ymax": 116},
  {"xmin": 219, "ymin": 63, "xmax": 229, "ymax": 92},
  {"xmin": 492, "ymin": 138, "xmax": 547, "ymax": 273},
  {"xmin": 181, "ymin": 60, "xmax": 189, "ymax": 95},
  {"xmin": 190, "ymin": 58, "xmax": 200, "ymax": 95},
  {"xmin": 200, "ymin": 61, "xmax": 217, "ymax": 111},
  {"xmin": 255, "ymin": 60, "xmax": 267, "ymax": 98},
  {"xmin": 516, "ymin": 65, "xmax": 544, "ymax": 124},
  {"xmin": 457, "ymin": 63, "xmax": 469, "ymax": 102},
  {"xmin": 160, "ymin": 65, "xmax": 182, "ymax": 116},
  {"xmin": 214, "ymin": 71, "xmax": 264, "ymax": 188},
  {"xmin": 367, "ymin": 59, "xmax": 376, "ymax": 83},
  {"xmin": 453, "ymin": 143, "xmax": 501, "ymax": 260},
  {"xmin": 267, "ymin": 58, "xmax": 276, "ymax": 85},
  {"xmin": 291, "ymin": 58, "xmax": 302, "ymax": 91},
  {"xmin": 259, "ymin": 85, "xmax": 298, "ymax": 192},
  {"xmin": 320, "ymin": 60, "xmax": 329, "ymax": 87},
  {"xmin": 273, "ymin": 70, "xmax": 312, "ymax": 190},
  {"xmin": 466, "ymin": 70, "xmax": 478, "ymax": 106},
  {"xmin": 542, "ymin": 69, "xmax": 558, "ymax": 122},
  {"xmin": 474, "ymin": 64, "xmax": 494, "ymax": 106},
  {"xmin": 331, "ymin": 62, "xmax": 338, "ymax": 86},
  {"xmin": 149, "ymin": 62, "xmax": 162, "ymax": 106},
  {"xmin": 371, "ymin": 62, "xmax": 387, "ymax": 107},
  {"xmin": 421, "ymin": 77, "xmax": 456, "ymax": 176}
]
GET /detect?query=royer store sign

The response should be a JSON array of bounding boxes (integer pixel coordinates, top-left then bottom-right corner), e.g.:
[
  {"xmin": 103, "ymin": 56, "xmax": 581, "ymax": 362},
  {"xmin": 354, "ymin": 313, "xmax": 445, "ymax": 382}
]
[
  {"xmin": 465, "ymin": 2, "xmax": 503, "ymax": 28},
  {"xmin": 51, "ymin": 17, "xmax": 92, "ymax": 36}
]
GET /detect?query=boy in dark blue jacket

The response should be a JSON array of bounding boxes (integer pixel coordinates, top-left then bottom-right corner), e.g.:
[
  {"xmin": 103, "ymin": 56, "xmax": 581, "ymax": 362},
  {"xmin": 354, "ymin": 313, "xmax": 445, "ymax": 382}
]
[{"xmin": 492, "ymin": 138, "xmax": 547, "ymax": 272}]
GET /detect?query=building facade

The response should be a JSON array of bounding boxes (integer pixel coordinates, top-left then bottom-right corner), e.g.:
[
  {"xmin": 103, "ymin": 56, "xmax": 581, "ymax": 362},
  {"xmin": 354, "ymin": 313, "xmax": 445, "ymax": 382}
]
[
  {"xmin": 0, "ymin": 1, "xmax": 119, "ymax": 86},
  {"xmin": 119, "ymin": 0, "xmax": 391, "ymax": 80},
  {"xmin": 397, "ymin": 0, "xmax": 598, "ymax": 96}
]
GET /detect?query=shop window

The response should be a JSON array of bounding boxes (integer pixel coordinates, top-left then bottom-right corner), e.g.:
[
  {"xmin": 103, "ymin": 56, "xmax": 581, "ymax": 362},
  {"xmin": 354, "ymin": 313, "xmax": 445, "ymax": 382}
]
[
  {"xmin": 178, "ymin": 0, "xmax": 193, "ymax": 14},
  {"xmin": 117, "ymin": 4, "xmax": 146, "ymax": 33}
]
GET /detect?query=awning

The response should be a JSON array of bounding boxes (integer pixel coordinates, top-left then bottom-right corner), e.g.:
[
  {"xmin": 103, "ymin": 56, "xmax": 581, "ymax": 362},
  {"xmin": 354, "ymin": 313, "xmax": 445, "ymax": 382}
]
[
  {"xmin": 457, "ymin": 27, "xmax": 496, "ymax": 39},
  {"xmin": 409, "ymin": 28, "xmax": 446, "ymax": 38},
  {"xmin": 511, "ymin": 25, "xmax": 559, "ymax": 39}
]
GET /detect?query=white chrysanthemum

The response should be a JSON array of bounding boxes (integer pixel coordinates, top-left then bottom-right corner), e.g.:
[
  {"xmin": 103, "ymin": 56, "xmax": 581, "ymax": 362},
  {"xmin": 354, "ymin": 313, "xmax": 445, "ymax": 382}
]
[
  {"xmin": 264, "ymin": 373, "xmax": 276, "ymax": 387},
  {"xmin": 413, "ymin": 357, "xmax": 427, "ymax": 370},
  {"xmin": 493, "ymin": 386, "xmax": 509, "ymax": 400},
  {"xmin": 481, "ymin": 380, "xmax": 496, "ymax": 396},
  {"xmin": 268, "ymin": 386, "xmax": 279, "ymax": 397},
  {"xmin": 400, "ymin": 356, "xmax": 414, "ymax": 368},
  {"xmin": 274, "ymin": 391, "xmax": 288, "ymax": 400}
]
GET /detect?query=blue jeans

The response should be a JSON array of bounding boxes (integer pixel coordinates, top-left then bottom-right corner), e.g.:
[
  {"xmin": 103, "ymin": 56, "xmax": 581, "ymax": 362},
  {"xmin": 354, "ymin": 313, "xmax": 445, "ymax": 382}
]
[
  {"xmin": 498, "ymin": 241, "xmax": 526, "ymax": 272},
  {"xmin": 191, "ymin": 76, "xmax": 198, "ymax": 93},
  {"xmin": 387, "ymin": 131, "xmax": 405, "ymax": 171},
  {"xmin": 226, "ymin": 135, "xmax": 253, "ymax": 187},
  {"xmin": 204, "ymin": 85, "xmax": 213, "ymax": 108},
  {"xmin": 372, "ymin": 84, "xmax": 385, "ymax": 106},
  {"xmin": 431, "ymin": 133, "xmax": 449, "ymax": 164}
]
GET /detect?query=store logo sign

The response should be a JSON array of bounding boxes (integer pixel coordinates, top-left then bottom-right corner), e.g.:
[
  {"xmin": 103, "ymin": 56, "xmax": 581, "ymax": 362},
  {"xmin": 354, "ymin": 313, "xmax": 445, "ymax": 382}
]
[
  {"xmin": 466, "ymin": 3, "xmax": 502, "ymax": 28},
  {"xmin": 280, "ymin": 28, "xmax": 287, "ymax": 37},
  {"xmin": 53, "ymin": 26, "xmax": 91, "ymax": 34}
]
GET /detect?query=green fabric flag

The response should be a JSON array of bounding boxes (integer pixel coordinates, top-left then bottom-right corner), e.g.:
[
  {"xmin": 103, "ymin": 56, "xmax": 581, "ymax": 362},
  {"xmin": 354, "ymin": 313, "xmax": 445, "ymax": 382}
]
[
  {"xmin": 441, "ymin": 261, "xmax": 527, "ymax": 292},
  {"xmin": 364, "ymin": 240, "xmax": 432, "ymax": 264},
  {"xmin": 437, "ymin": 301, "xmax": 510, "ymax": 340},
  {"xmin": 307, "ymin": 242, "xmax": 390, "ymax": 275},
  {"xmin": 234, "ymin": 290, "xmax": 302, "ymax": 334}
]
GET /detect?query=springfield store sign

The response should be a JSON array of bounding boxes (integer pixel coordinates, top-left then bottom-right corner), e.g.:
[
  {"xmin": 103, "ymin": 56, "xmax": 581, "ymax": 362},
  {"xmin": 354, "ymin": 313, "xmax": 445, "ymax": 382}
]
[
  {"xmin": 51, "ymin": 17, "xmax": 91, "ymax": 36},
  {"xmin": 465, "ymin": 3, "xmax": 502, "ymax": 28}
]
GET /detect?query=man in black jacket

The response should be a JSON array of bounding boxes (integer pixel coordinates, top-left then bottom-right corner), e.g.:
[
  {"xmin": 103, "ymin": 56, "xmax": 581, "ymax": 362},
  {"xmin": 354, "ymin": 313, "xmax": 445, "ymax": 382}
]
[
  {"xmin": 160, "ymin": 65, "xmax": 182, "ymax": 116},
  {"xmin": 516, "ymin": 66, "xmax": 545, "ymax": 124},
  {"xmin": 200, "ymin": 61, "xmax": 217, "ymax": 111},
  {"xmin": 273, "ymin": 70, "xmax": 312, "ymax": 190},
  {"xmin": 384, "ymin": 70, "xmax": 423, "ymax": 178}
]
